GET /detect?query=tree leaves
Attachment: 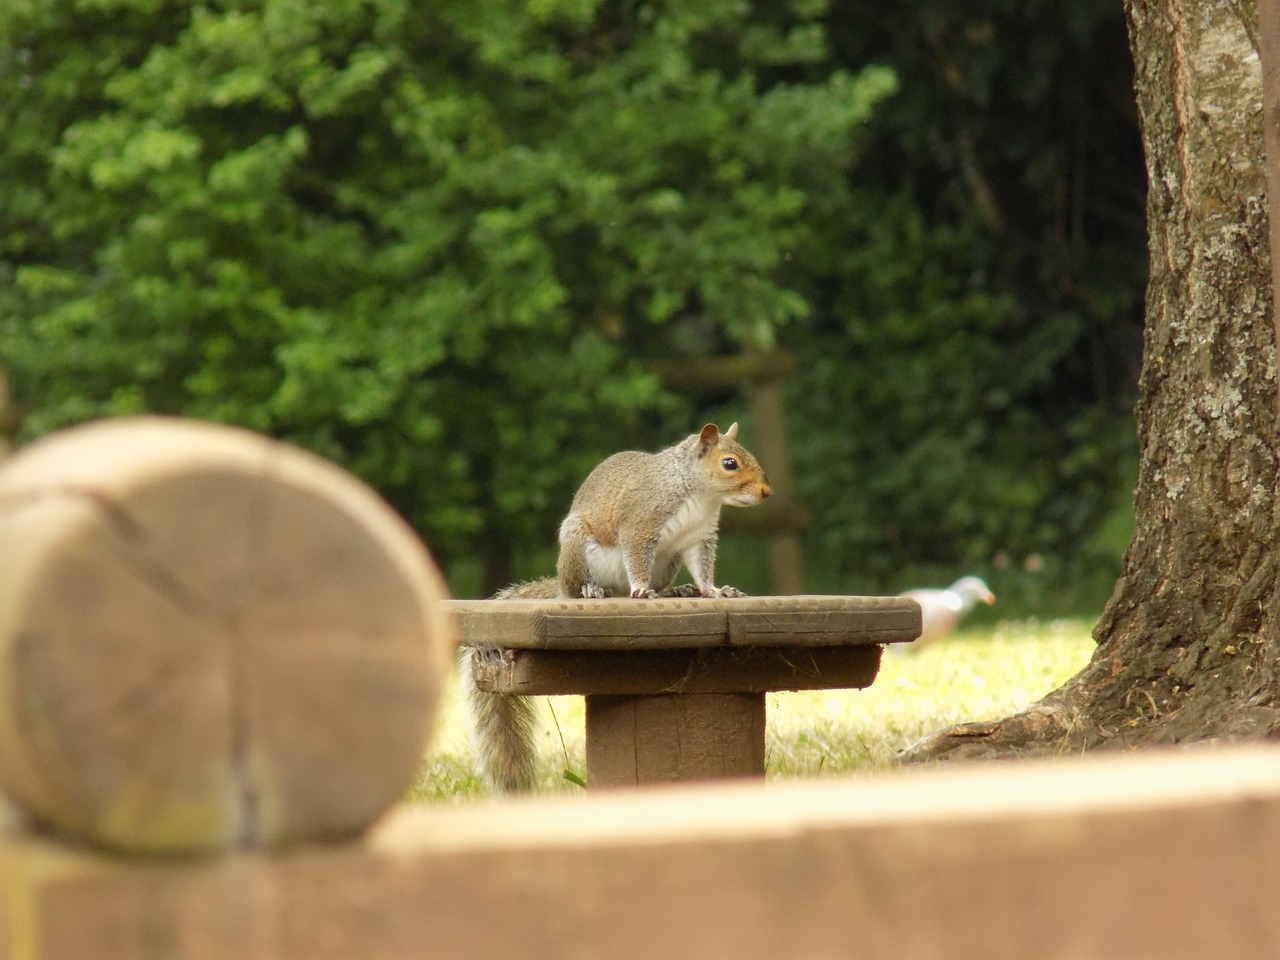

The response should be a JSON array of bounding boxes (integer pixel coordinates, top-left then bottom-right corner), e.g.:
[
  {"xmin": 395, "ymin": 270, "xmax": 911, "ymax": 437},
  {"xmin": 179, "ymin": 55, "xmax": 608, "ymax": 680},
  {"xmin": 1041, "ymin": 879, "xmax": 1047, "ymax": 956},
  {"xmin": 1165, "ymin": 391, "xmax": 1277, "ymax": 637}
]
[
  {"xmin": 2, "ymin": 0, "xmax": 888, "ymax": 571},
  {"xmin": 1, "ymin": 1, "xmax": 1143, "ymax": 607}
]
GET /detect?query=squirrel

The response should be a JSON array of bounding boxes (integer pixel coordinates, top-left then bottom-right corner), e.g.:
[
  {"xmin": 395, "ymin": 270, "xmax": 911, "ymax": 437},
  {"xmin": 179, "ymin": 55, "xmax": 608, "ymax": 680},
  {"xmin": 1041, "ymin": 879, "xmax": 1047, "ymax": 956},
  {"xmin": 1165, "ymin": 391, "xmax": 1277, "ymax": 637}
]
[{"xmin": 463, "ymin": 422, "xmax": 772, "ymax": 791}]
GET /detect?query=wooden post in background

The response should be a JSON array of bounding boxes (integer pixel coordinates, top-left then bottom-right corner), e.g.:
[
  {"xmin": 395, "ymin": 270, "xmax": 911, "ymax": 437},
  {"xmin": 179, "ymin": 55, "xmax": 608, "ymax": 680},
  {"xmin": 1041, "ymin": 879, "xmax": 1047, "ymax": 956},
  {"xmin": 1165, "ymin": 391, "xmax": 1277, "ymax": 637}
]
[
  {"xmin": 746, "ymin": 364, "xmax": 805, "ymax": 594},
  {"xmin": 649, "ymin": 351, "xmax": 810, "ymax": 594},
  {"xmin": 0, "ymin": 369, "xmax": 15, "ymax": 461}
]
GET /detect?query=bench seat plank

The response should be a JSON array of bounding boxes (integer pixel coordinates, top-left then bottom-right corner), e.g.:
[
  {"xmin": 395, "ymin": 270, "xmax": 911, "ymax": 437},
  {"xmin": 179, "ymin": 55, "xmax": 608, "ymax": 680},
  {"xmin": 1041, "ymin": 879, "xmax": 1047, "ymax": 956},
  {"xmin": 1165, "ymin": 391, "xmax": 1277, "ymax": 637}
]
[{"xmin": 444, "ymin": 595, "xmax": 921, "ymax": 650}]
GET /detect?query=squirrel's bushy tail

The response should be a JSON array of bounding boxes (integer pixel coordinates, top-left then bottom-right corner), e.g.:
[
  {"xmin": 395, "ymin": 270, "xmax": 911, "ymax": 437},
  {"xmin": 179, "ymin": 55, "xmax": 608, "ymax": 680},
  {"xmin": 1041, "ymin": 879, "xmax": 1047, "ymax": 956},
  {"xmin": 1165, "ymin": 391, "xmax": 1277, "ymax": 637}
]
[
  {"xmin": 462, "ymin": 649, "xmax": 540, "ymax": 792},
  {"xmin": 464, "ymin": 577, "xmax": 560, "ymax": 791}
]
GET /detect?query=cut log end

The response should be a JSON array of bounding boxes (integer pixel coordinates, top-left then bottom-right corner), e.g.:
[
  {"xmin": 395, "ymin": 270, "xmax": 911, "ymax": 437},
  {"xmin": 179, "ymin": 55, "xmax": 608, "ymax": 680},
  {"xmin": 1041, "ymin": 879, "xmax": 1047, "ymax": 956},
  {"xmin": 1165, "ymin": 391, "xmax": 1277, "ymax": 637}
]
[{"xmin": 0, "ymin": 417, "xmax": 456, "ymax": 854}]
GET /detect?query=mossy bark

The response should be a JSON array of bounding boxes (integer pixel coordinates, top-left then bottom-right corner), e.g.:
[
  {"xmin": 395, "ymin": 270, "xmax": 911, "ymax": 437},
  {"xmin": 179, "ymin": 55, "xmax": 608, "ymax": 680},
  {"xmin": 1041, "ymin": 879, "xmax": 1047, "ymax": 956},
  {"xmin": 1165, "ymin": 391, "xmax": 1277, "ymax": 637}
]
[{"xmin": 906, "ymin": 0, "xmax": 1280, "ymax": 762}]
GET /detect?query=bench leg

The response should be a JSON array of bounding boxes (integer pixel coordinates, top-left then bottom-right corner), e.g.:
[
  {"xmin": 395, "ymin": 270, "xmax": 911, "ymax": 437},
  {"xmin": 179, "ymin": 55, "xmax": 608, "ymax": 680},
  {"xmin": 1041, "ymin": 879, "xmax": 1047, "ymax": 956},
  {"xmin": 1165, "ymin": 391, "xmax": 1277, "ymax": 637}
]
[{"xmin": 584, "ymin": 693, "xmax": 766, "ymax": 788}]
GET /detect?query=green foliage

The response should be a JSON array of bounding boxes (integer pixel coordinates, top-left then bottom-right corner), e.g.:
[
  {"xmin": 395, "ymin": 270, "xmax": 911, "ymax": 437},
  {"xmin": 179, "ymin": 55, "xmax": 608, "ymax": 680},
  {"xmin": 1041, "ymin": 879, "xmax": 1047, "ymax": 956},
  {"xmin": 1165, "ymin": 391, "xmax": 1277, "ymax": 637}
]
[
  {"xmin": 0, "ymin": 0, "xmax": 895, "ymax": 571},
  {"xmin": 784, "ymin": 0, "xmax": 1145, "ymax": 611},
  {"xmin": 1, "ymin": 0, "xmax": 1143, "ymax": 611}
]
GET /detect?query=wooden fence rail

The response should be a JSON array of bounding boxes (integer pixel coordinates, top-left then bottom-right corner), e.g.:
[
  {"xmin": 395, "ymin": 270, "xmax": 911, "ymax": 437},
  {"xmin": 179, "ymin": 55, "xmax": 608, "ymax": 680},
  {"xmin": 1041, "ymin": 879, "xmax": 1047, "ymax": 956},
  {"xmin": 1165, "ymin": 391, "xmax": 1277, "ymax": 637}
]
[{"xmin": 5, "ymin": 746, "xmax": 1280, "ymax": 960}]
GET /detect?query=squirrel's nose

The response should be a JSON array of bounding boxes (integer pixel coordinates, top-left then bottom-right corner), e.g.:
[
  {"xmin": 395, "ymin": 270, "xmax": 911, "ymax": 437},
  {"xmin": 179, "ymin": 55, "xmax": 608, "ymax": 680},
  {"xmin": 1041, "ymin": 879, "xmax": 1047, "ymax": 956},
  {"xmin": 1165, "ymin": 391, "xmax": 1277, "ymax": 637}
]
[{"xmin": 760, "ymin": 484, "xmax": 773, "ymax": 499}]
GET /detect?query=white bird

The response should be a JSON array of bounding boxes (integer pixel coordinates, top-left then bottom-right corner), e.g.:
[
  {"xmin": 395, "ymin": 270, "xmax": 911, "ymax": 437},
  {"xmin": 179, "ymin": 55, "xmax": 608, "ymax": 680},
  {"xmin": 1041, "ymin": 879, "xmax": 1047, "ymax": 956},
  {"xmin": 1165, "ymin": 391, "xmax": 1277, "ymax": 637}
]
[{"xmin": 899, "ymin": 576, "xmax": 996, "ymax": 651}]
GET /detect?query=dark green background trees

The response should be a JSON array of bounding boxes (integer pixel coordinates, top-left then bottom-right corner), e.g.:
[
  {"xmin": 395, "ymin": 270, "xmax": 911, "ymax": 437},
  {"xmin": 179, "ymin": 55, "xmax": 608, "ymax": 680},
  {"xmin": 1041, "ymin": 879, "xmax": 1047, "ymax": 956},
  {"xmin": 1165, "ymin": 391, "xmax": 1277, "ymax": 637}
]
[
  {"xmin": 0, "ymin": 0, "xmax": 1144, "ymax": 610},
  {"xmin": 787, "ymin": 0, "xmax": 1145, "ymax": 609}
]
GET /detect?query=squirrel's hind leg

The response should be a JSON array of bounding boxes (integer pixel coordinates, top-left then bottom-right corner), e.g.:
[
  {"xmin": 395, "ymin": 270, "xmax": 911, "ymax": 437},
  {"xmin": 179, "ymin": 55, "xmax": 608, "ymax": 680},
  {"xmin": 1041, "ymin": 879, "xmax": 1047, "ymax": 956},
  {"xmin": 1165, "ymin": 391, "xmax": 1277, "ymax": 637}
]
[{"xmin": 556, "ymin": 514, "xmax": 597, "ymax": 599}]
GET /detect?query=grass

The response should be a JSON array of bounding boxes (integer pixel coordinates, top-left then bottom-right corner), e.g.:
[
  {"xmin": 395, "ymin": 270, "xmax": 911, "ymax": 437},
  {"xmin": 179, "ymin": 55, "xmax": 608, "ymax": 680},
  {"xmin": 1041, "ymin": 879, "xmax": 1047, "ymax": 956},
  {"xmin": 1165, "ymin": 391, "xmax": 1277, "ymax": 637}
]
[{"xmin": 411, "ymin": 618, "xmax": 1096, "ymax": 803}]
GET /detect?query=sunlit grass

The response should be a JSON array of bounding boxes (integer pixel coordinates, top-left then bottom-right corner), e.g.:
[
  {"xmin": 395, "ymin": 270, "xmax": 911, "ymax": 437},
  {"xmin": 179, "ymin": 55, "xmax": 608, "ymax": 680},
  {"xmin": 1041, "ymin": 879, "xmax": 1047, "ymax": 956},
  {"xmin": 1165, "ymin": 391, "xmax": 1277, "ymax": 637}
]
[
  {"xmin": 411, "ymin": 618, "xmax": 1096, "ymax": 803},
  {"xmin": 766, "ymin": 618, "xmax": 1094, "ymax": 778}
]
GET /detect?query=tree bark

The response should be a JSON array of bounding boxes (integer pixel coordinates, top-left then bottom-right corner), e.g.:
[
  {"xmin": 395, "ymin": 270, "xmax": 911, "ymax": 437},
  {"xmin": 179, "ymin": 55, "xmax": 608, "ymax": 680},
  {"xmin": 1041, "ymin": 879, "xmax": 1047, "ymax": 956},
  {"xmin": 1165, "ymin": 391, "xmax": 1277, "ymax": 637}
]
[{"xmin": 906, "ymin": 0, "xmax": 1280, "ymax": 761}]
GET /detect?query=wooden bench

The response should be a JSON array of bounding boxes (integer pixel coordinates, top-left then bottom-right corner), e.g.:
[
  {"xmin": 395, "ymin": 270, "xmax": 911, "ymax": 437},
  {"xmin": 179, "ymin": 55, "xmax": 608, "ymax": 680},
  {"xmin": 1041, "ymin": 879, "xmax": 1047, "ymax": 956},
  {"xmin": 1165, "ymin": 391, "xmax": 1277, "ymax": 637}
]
[{"xmin": 448, "ymin": 595, "xmax": 922, "ymax": 787}]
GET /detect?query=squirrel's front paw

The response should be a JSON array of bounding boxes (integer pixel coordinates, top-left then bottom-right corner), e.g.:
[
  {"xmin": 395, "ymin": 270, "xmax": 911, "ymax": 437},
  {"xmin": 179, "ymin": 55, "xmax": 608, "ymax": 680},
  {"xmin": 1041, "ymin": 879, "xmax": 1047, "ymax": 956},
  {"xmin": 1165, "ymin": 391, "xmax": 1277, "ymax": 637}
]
[
  {"xmin": 581, "ymin": 582, "xmax": 610, "ymax": 599},
  {"xmin": 706, "ymin": 584, "xmax": 747, "ymax": 598},
  {"xmin": 630, "ymin": 587, "xmax": 661, "ymax": 599},
  {"xmin": 661, "ymin": 584, "xmax": 703, "ymax": 598}
]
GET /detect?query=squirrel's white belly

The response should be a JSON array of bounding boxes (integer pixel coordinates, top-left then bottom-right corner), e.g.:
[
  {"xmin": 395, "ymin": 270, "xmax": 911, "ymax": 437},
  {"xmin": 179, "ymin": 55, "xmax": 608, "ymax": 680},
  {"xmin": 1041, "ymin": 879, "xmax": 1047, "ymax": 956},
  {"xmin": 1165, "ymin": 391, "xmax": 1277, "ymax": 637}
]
[
  {"xmin": 581, "ymin": 495, "xmax": 720, "ymax": 593},
  {"xmin": 654, "ymin": 494, "xmax": 720, "ymax": 562},
  {"xmin": 583, "ymin": 542, "xmax": 631, "ymax": 592}
]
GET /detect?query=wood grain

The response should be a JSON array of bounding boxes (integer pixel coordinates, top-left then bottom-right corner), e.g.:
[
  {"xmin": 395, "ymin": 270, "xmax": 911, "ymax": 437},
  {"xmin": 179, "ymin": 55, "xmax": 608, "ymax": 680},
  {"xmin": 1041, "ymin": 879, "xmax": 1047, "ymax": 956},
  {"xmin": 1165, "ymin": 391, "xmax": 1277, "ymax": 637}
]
[
  {"xmin": 11, "ymin": 745, "xmax": 1280, "ymax": 959},
  {"xmin": 468, "ymin": 645, "xmax": 881, "ymax": 696},
  {"xmin": 585, "ymin": 693, "xmax": 766, "ymax": 786},
  {"xmin": 445, "ymin": 595, "xmax": 921, "ymax": 650},
  {"xmin": 0, "ymin": 417, "xmax": 455, "ymax": 853}
]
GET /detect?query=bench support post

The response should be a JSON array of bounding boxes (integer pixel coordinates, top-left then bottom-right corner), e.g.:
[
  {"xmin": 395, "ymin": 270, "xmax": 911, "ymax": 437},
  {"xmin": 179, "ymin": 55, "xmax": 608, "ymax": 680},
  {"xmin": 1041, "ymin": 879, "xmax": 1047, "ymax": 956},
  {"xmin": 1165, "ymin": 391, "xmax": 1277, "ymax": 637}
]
[{"xmin": 585, "ymin": 693, "xmax": 766, "ymax": 787}]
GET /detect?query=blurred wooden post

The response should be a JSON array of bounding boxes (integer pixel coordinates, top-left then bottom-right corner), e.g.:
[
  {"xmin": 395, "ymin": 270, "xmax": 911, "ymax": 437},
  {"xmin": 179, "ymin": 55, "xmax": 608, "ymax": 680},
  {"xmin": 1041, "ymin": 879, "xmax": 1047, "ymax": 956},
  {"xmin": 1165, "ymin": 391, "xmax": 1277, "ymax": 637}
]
[
  {"xmin": 649, "ymin": 351, "xmax": 810, "ymax": 594},
  {"xmin": 746, "ymin": 368, "xmax": 805, "ymax": 594},
  {"xmin": 0, "ymin": 369, "xmax": 14, "ymax": 461},
  {"xmin": 0, "ymin": 417, "xmax": 456, "ymax": 853}
]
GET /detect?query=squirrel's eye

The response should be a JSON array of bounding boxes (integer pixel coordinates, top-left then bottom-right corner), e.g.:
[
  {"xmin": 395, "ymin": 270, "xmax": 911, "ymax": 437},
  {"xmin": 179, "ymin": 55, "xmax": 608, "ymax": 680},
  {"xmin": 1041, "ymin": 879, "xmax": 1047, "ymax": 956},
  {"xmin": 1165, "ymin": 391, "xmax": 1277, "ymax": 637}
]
[{"xmin": 721, "ymin": 457, "xmax": 739, "ymax": 471}]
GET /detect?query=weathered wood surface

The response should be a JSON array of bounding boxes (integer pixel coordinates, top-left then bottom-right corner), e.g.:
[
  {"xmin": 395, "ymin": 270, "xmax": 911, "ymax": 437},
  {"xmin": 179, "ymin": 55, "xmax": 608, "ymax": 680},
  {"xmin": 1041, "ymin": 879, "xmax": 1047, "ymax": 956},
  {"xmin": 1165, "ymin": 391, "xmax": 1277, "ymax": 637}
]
[
  {"xmin": 445, "ymin": 595, "xmax": 921, "ymax": 650},
  {"xmin": 470, "ymin": 645, "xmax": 881, "ymax": 696},
  {"xmin": 0, "ymin": 369, "xmax": 14, "ymax": 461},
  {"xmin": 9, "ymin": 745, "xmax": 1280, "ymax": 960},
  {"xmin": 456, "ymin": 595, "xmax": 913, "ymax": 787},
  {"xmin": 586, "ymin": 693, "xmax": 766, "ymax": 786},
  {"xmin": 0, "ymin": 417, "xmax": 456, "ymax": 853}
]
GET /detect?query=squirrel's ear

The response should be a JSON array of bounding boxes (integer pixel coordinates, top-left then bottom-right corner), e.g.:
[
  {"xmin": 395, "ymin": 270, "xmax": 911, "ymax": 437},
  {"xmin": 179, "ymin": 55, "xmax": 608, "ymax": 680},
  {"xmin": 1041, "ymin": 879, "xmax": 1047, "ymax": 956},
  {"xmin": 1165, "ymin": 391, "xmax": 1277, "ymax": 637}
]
[
  {"xmin": 697, "ymin": 423, "xmax": 720, "ymax": 455},
  {"xmin": 724, "ymin": 422, "xmax": 739, "ymax": 440}
]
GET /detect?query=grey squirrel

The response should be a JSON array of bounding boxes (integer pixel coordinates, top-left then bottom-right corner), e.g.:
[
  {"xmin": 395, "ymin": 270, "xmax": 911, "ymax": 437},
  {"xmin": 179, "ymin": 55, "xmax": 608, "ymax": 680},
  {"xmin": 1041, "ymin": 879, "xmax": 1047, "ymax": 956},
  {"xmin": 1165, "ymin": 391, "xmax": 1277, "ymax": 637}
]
[{"xmin": 464, "ymin": 422, "xmax": 772, "ymax": 790}]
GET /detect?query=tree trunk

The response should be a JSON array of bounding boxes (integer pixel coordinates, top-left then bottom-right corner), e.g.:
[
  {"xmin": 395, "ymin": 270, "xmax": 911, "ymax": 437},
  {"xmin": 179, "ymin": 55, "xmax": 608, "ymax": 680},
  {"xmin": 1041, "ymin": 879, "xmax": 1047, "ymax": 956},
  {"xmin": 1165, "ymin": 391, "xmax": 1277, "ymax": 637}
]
[{"xmin": 907, "ymin": 0, "xmax": 1280, "ymax": 761}]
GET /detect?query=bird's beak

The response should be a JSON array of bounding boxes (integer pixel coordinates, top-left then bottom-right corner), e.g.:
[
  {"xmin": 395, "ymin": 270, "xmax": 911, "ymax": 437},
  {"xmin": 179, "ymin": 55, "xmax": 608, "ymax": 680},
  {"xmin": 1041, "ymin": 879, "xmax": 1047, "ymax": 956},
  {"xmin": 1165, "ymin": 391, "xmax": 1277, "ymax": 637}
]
[{"xmin": 982, "ymin": 591, "xmax": 996, "ymax": 604}]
